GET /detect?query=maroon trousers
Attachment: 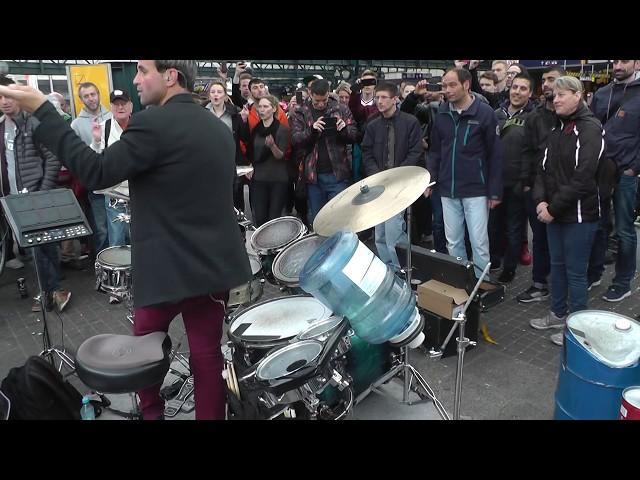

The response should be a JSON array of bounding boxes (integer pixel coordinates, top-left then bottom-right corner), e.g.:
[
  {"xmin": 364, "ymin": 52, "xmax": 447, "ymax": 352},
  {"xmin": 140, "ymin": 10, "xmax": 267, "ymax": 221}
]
[{"xmin": 134, "ymin": 292, "xmax": 228, "ymax": 420}]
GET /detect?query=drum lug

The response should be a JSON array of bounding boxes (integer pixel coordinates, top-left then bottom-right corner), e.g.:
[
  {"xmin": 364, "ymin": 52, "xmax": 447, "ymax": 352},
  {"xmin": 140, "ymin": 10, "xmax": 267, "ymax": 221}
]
[{"xmin": 329, "ymin": 369, "xmax": 350, "ymax": 391}]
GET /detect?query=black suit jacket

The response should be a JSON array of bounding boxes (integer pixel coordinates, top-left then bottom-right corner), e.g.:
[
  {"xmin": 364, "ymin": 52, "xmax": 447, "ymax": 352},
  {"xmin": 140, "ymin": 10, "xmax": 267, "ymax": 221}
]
[{"xmin": 33, "ymin": 93, "xmax": 252, "ymax": 307}]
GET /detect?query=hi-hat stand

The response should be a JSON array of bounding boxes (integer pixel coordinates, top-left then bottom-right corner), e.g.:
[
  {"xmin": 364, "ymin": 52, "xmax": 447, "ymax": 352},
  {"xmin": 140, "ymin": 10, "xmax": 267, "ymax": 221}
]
[
  {"xmin": 353, "ymin": 203, "xmax": 451, "ymax": 420},
  {"xmin": 428, "ymin": 262, "xmax": 491, "ymax": 420}
]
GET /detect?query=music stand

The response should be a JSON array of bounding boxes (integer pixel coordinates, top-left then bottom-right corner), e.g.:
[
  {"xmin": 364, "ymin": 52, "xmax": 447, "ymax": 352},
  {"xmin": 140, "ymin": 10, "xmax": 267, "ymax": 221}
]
[{"xmin": 0, "ymin": 189, "xmax": 92, "ymax": 371}]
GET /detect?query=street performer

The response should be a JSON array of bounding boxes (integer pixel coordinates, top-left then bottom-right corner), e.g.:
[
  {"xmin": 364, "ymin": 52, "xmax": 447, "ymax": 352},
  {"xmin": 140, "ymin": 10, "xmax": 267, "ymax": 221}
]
[{"xmin": 0, "ymin": 60, "xmax": 252, "ymax": 420}]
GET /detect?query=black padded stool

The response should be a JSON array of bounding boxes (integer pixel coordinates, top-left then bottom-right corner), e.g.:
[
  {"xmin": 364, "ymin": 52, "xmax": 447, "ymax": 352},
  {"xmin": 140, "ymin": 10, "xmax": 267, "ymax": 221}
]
[{"xmin": 75, "ymin": 332, "xmax": 172, "ymax": 419}]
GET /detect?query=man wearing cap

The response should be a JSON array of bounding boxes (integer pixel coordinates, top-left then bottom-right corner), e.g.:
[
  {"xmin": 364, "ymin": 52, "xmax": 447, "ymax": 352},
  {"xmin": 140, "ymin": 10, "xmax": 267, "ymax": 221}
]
[
  {"xmin": 71, "ymin": 82, "xmax": 112, "ymax": 259},
  {"xmin": 90, "ymin": 90, "xmax": 132, "ymax": 251}
]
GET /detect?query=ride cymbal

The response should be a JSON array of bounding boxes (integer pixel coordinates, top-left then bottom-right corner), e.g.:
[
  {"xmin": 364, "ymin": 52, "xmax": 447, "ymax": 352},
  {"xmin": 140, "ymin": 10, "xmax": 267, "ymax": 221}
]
[{"xmin": 313, "ymin": 166, "xmax": 431, "ymax": 236}]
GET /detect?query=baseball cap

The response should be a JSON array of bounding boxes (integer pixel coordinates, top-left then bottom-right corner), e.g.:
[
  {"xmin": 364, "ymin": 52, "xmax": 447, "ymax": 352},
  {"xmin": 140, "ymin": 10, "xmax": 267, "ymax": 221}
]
[{"xmin": 110, "ymin": 89, "xmax": 131, "ymax": 103}]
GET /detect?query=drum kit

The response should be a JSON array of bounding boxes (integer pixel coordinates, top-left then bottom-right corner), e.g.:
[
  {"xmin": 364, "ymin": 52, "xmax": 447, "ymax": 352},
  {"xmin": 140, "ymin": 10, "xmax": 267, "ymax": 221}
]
[{"xmin": 223, "ymin": 166, "xmax": 485, "ymax": 420}]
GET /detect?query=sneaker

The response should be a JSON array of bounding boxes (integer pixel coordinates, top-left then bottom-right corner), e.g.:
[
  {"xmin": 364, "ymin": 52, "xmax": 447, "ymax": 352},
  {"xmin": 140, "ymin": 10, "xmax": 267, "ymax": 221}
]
[
  {"xmin": 53, "ymin": 290, "xmax": 72, "ymax": 312},
  {"xmin": 587, "ymin": 279, "xmax": 602, "ymax": 291},
  {"xmin": 6, "ymin": 258, "xmax": 24, "ymax": 269},
  {"xmin": 516, "ymin": 285, "xmax": 549, "ymax": 303},
  {"xmin": 550, "ymin": 331, "xmax": 564, "ymax": 346},
  {"xmin": 498, "ymin": 269, "xmax": 516, "ymax": 284},
  {"xmin": 489, "ymin": 262, "xmax": 502, "ymax": 272},
  {"xmin": 602, "ymin": 286, "xmax": 631, "ymax": 302},
  {"xmin": 31, "ymin": 293, "xmax": 54, "ymax": 312},
  {"xmin": 108, "ymin": 295, "xmax": 121, "ymax": 305},
  {"xmin": 529, "ymin": 311, "xmax": 566, "ymax": 330},
  {"xmin": 519, "ymin": 242, "xmax": 531, "ymax": 266},
  {"xmin": 635, "ymin": 216, "xmax": 640, "ymax": 227}
]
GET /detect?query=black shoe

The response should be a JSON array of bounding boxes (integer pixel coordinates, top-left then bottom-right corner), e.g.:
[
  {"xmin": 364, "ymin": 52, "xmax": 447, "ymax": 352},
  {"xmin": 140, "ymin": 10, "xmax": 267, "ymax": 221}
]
[
  {"xmin": 498, "ymin": 269, "xmax": 516, "ymax": 284},
  {"xmin": 516, "ymin": 285, "xmax": 550, "ymax": 303},
  {"xmin": 489, "ymin": 262, "xmax": 502, "ymax": 272}
]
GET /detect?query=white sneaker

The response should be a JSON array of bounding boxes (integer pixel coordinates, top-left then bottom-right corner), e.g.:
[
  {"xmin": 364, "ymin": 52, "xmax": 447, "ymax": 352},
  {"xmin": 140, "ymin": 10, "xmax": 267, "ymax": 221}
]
[
  {"xmin": 550, "ymin": 332, "xmax": 564, "ymax": 346},
  {"xmin": 6, "ymin": 258, "xmax": 24, "ymax": 269}
]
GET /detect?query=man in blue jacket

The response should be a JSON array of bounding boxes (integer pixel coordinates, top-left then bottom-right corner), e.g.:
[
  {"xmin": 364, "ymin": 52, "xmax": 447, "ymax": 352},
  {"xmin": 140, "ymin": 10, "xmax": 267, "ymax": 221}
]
[
  {"xmin": 591, "ymin": 60, "xmax": 640, "ymax": 302},
  {"xmin": 426, "ymin": 68, "xmax": 503, "ymax": 279},
  {"xmin": 362, "ymin": 82, "xmax": 423, "ymax": 269}
]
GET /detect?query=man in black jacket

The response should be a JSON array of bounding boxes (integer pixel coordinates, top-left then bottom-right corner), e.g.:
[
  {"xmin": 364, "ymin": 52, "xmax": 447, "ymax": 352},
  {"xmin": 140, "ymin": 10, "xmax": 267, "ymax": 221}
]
[
  {"xmin": 362, "ymin": 82, "xmax": 423, "ymax": 269},
  {"xmin": 490, "ymin": 73, "xmax": 535, "ymax": 284},
  {"xmin": 0, "ymin": 75, "xmax": 70, "ymax": 313},
  {"xmin": 0, "ymin": 60, "xmax": 252, "ymax": 420}
]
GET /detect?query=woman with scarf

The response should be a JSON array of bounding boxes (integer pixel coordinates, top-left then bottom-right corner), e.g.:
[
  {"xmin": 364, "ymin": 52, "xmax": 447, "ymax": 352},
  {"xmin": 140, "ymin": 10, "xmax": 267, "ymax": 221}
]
[{"xmin": 241, "ymin": 94, "xmax": 291, "ymax": 227}]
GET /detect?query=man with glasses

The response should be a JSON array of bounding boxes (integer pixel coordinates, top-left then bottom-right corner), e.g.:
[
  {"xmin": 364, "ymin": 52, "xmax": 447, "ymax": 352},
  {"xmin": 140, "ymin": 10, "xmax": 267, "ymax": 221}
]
[
  {"xmin": 0, "ymin": 60, "xmax": 253, "ymax": 421},
  {"xmin": 361, "ymin": 82, "xmax": 423, "ymax": 270}
]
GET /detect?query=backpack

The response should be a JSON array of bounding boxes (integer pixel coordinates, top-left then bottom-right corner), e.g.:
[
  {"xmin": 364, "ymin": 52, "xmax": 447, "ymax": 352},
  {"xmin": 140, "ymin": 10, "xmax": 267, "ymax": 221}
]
[{"xmin": 0, "ymin": 356, "xmax": 83, "ymax": 420}]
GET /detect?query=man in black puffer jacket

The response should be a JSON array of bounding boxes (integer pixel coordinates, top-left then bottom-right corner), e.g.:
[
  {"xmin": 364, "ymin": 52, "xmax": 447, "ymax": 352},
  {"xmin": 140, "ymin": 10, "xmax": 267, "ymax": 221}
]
[{"xmin": 0, "ymin": 76, "xmax": 69, "ymax": 313}]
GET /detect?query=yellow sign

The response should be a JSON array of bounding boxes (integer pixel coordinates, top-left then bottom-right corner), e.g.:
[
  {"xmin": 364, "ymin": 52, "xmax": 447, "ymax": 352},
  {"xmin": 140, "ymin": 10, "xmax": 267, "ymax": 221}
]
[{"xmin": 65, "ymin": 64, "xmax": 113, "ymax": 119}]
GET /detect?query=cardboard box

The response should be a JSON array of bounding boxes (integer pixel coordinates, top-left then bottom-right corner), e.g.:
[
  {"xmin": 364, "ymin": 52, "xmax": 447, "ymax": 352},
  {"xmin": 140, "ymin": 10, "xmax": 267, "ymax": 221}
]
[{"xmin": 417, "ymin": 279, "xmax": 469, "ymax": 320}]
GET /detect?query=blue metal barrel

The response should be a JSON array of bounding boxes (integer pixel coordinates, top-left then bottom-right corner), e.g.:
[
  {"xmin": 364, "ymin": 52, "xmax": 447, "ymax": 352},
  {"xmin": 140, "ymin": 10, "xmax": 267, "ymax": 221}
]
[{"xmin": 554, "ymin": 311, "xmax": 640, "ymax": 420}]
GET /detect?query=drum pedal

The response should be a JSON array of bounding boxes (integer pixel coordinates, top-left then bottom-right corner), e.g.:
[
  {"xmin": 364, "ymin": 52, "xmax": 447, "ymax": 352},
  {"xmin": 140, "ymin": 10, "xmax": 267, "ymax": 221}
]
[
  {"xmin": 160, "ymin": 377, "xmax": 185, "ymax": 401},
  {"xmin": 181, "ymin": 392, "xmax": 195, "ymax": 413},
  {"xmin": 164, "ymin": 376, "xmax": 194, "ymax": 417}
]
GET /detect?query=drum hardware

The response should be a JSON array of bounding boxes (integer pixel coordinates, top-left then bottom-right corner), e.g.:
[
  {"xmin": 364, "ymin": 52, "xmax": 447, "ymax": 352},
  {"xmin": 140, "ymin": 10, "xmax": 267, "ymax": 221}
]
[
  {"xmin": 427, "ymin": 262, "xmax": 490, "ymax": 420},
  {"xmin": 310, "ymin": 167, "xmax": 449, "ymax": 419},
  {"xmin": 236, "ymin": 165, "xmax": 254, "ymax": 177},
  {"xmin": 0, "ymin": 189, "xmax": 92, "ymax": 371}
]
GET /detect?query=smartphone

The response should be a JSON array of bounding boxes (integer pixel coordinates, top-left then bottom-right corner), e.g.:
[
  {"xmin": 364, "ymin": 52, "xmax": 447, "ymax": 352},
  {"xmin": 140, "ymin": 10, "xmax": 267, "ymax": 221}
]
[
  {"xmin": 427, "ymin": 84, "xmax": 441, "ymax": 92},
  {"xmin": 360, "ymin": 78, "xmax": 377, "ymax": 87},
  {"xmin": 296, "ymin": 91, "xmax": 303, "ymax": 105},
  {"xmin": 323, "ymin": 116, "xmax": 337, "ymax": 135},
  {"xmin": 219, "ymin": 61, "xmax": 228, "ymax": 74}
]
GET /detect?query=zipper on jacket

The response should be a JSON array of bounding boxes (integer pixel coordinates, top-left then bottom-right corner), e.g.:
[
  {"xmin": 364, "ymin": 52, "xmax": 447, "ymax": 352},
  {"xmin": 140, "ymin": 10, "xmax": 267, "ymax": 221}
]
[
  {"xmin": 478, "ymin": 158, "xmax": 485, "ymax": 185},
  {"xmin": 463, "ymin": 124, "xmax": 471, "ymax": 146},
  {"xmin": 448, "ymin": 112, "xmax": 459, "ymax": 198}
]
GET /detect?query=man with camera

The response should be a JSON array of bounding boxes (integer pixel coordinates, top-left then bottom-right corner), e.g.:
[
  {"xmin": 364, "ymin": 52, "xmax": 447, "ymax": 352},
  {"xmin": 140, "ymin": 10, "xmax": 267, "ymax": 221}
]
[
  {"xmin": 291, "ymin": 79, "xmax": 357, "ymax": 226},
  {"xmin": 361, "ymin": 82, "xmax": 423, "ymax": 270}
]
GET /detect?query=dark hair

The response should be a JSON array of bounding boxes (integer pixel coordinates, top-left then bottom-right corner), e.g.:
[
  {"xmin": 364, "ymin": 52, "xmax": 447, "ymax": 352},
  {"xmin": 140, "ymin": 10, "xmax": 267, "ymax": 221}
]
[
  {"xmin": 512, "ymin": 72, "xmax": 534, "ymax": 91},
  {"xmin": 445, "ymin": 67, "xmax": 472, "ymax": 87},
  {"xmin": 374, "ymin": 81, "xmax": 398, "ymax": 97},
  {"xmin": 479, "ymin": 71, "xmax": 499, "ymax": 85},
  {"xmin": 310, "ymin": 79, "xmax": 330, "ymax": 96},
  {"xmin": 544, "ymin": 66, "xmax": 567, "ymax": 77},
  {"xmin": 78, "ymin": 81, "xmax": 99, "ymax": 97},
  {"xmin": 0, "ymin": 75, "xmax": 15, "ymax": 86},
  {"xmin": 249, "ymin": 78, "xmax": 265, "ymax": 89},
  {"xmin": 154, "ymin": 60, "xmax": 197, "ymax": 92}
]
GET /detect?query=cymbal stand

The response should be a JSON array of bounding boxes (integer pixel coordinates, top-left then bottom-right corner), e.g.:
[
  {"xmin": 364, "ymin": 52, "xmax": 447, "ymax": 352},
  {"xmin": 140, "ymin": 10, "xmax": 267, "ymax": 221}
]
[
  {"xmin": 355, "ymin": 205, "xmax": 451, "ymax": 420},
  {"xmin": 428, "ymin": 262, "xmax": 491, "ymax": 419}
]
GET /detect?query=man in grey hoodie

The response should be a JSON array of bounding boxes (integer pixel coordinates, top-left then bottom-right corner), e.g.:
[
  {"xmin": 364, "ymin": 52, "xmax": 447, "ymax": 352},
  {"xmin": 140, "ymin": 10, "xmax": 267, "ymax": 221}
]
[{"xmin": 71, "ymin": 82, "xmax": 112, "ymax": 257}]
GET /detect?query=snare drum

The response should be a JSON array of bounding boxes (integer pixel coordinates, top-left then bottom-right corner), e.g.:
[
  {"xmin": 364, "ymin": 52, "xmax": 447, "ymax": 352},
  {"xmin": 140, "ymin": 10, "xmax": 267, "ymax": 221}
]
[
  {"xmin": 228, "ymin": 295, "xmax": 332, "ymax": 368},
  {"xmin": 272, "ymin": 234, "xmax": 326, "ymax": 294},
  {"xmin": 95, "ymin": 246, "xmax": 132, "ymax": 295},
  {"xmin": 250, "ymin": 216, "xmax": 307, "ymax": 284},
  {"xmin": 227, "ymin": 255, "xmax": 264, "ymax": 310}
]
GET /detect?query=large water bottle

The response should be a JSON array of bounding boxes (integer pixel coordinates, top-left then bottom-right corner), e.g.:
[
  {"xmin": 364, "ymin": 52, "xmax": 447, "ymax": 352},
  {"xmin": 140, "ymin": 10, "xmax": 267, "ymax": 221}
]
[
  {"xmin": 300, "ymin": 231, "xmax": 424, "ymax": 348},
  {"xmin": 80, "ymin": 395, "xmax": 95, "ymax": 420}
]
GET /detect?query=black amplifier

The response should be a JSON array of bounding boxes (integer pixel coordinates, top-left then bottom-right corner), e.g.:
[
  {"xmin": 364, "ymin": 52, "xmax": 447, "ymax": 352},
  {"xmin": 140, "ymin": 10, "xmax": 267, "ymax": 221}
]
[{"xmin": 0, "ymin": 189, "xmax": 92, "ymax": 248}]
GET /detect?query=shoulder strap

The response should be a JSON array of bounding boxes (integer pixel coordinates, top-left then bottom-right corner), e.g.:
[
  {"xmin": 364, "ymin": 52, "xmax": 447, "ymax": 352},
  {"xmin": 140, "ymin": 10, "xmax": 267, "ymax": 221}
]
[{"xmin": 104, "ymin": 119, "xmax": 112, "ymax": 148}]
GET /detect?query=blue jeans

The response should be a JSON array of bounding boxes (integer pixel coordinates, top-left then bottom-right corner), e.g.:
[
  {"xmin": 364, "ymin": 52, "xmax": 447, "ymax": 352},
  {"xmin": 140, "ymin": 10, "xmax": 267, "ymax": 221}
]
[
  {"xmin": 587, "ymin": 196, "xmax": 611, "ymax": 284},
  {"xmin": 88, "ymin": 191, "xmax": 109, "ymax": 253},
  {"xmin": 441, "ymin": 196, "xmax": 490, "ymax": 278},
  {"xmin": 526, "ymin": 190, "xmax": 550, "ymax": 286},
  {"xmin": 32, "ymin": 243, "xmax": 60, "ymax": 293},
  {"xmin": 105, "ymin": 197, "xmax": 130, "ymax": 247},
  {"xmin": 611, "ymin": 174, "xmax": 638, "ymax": 291},
  {"xmin": 547, "ymin": 222, "xmax": 598, "ymax": 316},
  {"xmin": 374, "ymin": 212, "xmax": 407, "ymax": 270},
  {"xmin": 307, "ymin": 173, "xmax": 350, "ymax": 227},
  {"xmin": 430, "ymin": 187, "xmax": 447, "ymax": 254}
]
